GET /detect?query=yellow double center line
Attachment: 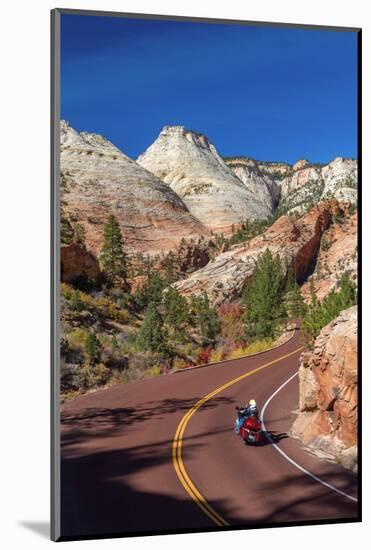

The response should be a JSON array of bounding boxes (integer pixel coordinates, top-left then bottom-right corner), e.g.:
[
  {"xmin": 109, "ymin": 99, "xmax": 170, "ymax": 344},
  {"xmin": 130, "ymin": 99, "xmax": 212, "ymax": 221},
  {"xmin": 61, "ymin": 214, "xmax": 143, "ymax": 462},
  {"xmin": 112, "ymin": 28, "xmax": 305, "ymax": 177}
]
[{"xmin": 172, "ymin": 347, "xmax": 303, "ymax": 527}]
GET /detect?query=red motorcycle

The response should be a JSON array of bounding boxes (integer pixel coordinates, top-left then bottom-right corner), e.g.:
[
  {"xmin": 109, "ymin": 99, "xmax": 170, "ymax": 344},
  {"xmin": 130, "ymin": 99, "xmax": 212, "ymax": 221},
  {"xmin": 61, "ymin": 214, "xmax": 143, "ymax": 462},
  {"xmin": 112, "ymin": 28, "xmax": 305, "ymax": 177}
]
[{"xmin": 235, "ymin": 406, "xmax": 264, "ymax": 445}]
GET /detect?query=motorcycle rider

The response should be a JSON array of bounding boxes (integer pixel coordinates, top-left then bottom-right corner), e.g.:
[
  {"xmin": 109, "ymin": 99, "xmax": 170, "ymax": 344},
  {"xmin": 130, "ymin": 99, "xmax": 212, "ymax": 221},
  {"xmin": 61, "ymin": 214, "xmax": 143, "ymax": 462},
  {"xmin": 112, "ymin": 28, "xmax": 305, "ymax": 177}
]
[
  {"xmin": 234, "ymin": 399, "xmax": 259, "ymax": 434},
  {"xmin": 247, "ymin": 399, "xmax": 258, "ymax": 417}
]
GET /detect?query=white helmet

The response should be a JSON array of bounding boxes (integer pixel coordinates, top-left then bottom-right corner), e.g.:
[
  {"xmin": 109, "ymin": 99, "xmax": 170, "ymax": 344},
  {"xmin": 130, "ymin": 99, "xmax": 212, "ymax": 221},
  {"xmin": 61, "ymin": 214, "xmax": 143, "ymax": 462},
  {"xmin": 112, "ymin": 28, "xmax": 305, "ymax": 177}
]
[{"xmin": 249, "ymin": 399, "xmax": 257, "ymax": 407}]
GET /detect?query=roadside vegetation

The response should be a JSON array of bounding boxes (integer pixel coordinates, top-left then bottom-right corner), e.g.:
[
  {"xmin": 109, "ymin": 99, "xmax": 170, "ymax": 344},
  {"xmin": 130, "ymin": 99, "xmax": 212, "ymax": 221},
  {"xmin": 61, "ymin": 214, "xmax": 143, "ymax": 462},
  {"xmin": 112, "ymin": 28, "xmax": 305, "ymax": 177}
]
[
  {"xmin": 61, "ymin": 205, "xmax": 357, "ymax": 400},
  {"xmin": 301, "ymin": 275, "xmax": 357, "ymax": 347}
]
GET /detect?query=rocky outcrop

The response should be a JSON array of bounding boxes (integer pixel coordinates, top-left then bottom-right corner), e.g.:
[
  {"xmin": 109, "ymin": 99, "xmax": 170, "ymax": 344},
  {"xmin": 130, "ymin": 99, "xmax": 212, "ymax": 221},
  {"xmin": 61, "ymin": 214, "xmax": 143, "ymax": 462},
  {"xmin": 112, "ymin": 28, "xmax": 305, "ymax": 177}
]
[
  {"xmin": 321, "ymin": 157, "xmax": 358, "ymax": 203},
  {"xmin": 293, "ymin": 159, "xmax": 310, "ymax": 171},
  {"xmin": 137, "ymin": 126, "xmax": 273, "ymax": 233},
  {"xmin": 174, "ymin": 241, "xmax": 211, "ymax": 274},
  {"xmin": 173, "ymin": 201, "xmax": 336, "ymax": 306},
  {"xmin": 225, "ymin": 157, "xmax": 279, "ymax": 211},
  {"xmin": 60, "ymin": 121, "xmax": 208, "ymax": 255},
  {"xmin": 302, "ymin": 209, "xmax": 357, "ymax": 301},
  {"xmin": 292, "ymin": 306, "xmax": 358, "ymax": 472},
  {"xmin": 280, "ymin": 164, "xmax": 323, "ymax": 199},
  {"xmin": 279, "ymin": 157, "xmax": 357, "ymax": 214},
  {"xmin": 61, "ymin": 243, "xmax": 103, "ymax": 285}
]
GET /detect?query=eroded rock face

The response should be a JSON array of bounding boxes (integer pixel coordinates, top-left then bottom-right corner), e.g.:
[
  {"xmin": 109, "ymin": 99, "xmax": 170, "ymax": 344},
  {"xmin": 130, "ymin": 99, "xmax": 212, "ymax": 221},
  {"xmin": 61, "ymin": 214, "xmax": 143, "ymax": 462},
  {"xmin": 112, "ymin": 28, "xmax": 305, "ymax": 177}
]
[
  {"xmin": 173, "ymin": 201, "xmax": 334, "ymax": 306},
  {"xmin": 60, "ymin": 121, "xmax": 208, "ymax": 255},
  {"xmin": 279, "ymin": 157, "xmax": 357, "ymax": 214},
  {"xmin": 301, "ymin": 210, "xmax": 357, "ymax": 301},
  {"xmin": 225, "ymin": 157, "xmax": 279, "ymax": 211},
  {"xmin": 280, "ymin": 165, "xmax": 323, "ymax": 199},
  {"xmin": 321, "ymin": 157, "xmax": 358, "ymax": 203},
  {"xmin": 137, "ymin": 126, "xmax": 273, "ymax": 232},
  {"xmin": 61, "ymin": 243, "xmax": 103, "ymax": 285},
  {"xmin": 292, "ymin": 306, "xmax": 358, "ymax": 472}
]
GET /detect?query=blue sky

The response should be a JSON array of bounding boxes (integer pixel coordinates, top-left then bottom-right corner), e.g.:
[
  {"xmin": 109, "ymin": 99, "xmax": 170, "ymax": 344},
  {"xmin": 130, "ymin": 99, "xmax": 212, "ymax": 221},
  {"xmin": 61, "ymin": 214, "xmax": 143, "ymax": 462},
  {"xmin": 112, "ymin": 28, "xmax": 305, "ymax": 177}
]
[{"xmin": 61, "ymin": 14, "xmax": 358, "ymax": 164}]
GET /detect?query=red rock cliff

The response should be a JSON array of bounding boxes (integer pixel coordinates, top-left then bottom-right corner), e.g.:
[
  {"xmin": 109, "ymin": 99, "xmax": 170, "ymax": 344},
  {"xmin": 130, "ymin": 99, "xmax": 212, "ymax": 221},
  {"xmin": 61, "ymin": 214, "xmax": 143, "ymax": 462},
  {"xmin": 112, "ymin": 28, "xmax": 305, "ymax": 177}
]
[{"xmin": 292, "ymin": 306, "xmax": 357, "ymax": 472}]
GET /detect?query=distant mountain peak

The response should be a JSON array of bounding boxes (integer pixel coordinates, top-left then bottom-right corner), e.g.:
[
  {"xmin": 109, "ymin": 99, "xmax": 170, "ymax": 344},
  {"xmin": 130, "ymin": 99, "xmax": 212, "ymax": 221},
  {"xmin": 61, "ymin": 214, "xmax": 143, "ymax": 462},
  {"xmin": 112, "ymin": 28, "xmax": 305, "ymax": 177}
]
[
  {"xmin": 60, "ymin": 122, "xmax": 208, "ymax": 254},
  {"xmin": 137, "ymin": 126, "xmax": 274, "ymax": 232}
]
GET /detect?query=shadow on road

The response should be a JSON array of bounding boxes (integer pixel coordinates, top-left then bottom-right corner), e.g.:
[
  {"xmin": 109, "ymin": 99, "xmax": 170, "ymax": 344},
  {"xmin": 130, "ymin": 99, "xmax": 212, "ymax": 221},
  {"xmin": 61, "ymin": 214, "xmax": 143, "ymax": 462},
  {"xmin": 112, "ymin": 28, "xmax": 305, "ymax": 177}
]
[
  {"xmin": 61, "ymin": 394, "xmax": 235, "ymax": 538},
  {"xmin": 61, "ymin": 395, "xmax": 233, "ymax": 446},
  {"xmin": 60, "ymin": 392, "xmax": 358, "ymax": 538},
  {"xmin": 61, "ymin": 432, "xmax": 229, "ymax": 538},
  {"xmin": 262, "ymin": 430, "xmax": 289, "ymax": 445},
  {"xmin": 238, "ymin": 469, "xmax": 358, "ymax": 525}
]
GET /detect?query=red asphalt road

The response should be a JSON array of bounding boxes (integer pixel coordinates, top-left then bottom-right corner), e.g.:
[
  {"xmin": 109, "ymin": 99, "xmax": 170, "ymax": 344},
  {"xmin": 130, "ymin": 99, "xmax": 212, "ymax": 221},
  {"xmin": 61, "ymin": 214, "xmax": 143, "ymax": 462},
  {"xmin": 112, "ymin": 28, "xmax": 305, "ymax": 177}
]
[{"xmin": 60, "ymin": 330, "xmax": 358, "ymax": 539}]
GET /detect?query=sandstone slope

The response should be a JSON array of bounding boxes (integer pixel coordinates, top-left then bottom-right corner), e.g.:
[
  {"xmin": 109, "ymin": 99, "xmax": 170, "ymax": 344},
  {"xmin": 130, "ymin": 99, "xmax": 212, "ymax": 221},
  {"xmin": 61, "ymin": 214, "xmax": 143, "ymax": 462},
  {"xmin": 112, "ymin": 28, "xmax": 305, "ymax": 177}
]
[
  {"xmin": 137, "ymin": 126, "xmax": 273, "ymax": 233},
  {"xmin": 173, "ymin": 201, "xmax": 339, "ymax": 306},
  {"xmin": 292, "ymin": 306, "xmax": 358, "ymax": 472},
  {"xmin": 60, "ymin": 121, "xmax": 208, "ymax": 255}
]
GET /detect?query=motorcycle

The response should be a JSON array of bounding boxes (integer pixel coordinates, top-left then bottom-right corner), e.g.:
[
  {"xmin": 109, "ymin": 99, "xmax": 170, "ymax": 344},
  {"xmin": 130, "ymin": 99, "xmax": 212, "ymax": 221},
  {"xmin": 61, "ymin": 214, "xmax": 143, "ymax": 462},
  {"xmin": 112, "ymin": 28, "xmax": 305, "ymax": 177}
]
[{"xmin": 234, "ymin": 406, "xmax": 264, "ymax": 445}]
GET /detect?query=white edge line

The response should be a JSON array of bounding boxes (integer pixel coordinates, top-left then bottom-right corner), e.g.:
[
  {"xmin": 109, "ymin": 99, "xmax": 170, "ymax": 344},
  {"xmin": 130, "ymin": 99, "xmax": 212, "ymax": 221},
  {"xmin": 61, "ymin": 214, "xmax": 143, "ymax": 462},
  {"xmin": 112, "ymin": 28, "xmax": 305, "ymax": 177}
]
[{"xmin": 260, "ymin": 371, "xmax": 358, "ymax": 503}]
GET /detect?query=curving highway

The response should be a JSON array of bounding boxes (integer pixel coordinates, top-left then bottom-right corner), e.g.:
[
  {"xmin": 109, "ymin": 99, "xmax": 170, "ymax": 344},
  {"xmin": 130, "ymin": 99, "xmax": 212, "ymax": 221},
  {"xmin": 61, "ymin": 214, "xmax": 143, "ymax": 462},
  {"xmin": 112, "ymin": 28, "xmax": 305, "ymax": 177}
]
[{"xmin": 60, "ymin": 329, "xmax": 358, "ymax": 539}]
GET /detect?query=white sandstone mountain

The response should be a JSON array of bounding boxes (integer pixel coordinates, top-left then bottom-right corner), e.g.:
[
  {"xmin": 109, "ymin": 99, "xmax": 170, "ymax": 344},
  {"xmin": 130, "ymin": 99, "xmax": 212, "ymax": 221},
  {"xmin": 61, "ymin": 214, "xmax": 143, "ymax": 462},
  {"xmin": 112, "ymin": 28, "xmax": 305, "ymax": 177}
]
[
  {"xmin": 60, "ymin": 120, "xmax": 358, "ymax": 255},
  {"xmin": 137, "ymin": 126, "xmax": 273, "ymax": 233},
  {"xmin": 60, "ymin": 121, "xmax": 208, "ymax": 254}
]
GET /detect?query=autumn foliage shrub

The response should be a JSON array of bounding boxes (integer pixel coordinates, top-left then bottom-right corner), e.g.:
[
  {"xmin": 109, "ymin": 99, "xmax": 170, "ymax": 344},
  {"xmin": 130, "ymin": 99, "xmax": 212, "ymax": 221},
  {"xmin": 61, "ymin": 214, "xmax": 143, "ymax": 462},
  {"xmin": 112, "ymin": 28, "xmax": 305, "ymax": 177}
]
[
  {"xmin": 226, "ymin": 338, "xmax": 273, "ymax": 360},
  {"xmin": 209, "ymin": 348, "xmax": 225, "ymax": 362},
  {"xmin": 198, "ymin": 346, "xmax": 213, "ymax": 364},
  {"xmin": 245, "ymin": 339, "xmax": 273, "ymax": 355},
  {"xmin": 173, "ymin": 358, "xmax": 188, "ymax": 370}
]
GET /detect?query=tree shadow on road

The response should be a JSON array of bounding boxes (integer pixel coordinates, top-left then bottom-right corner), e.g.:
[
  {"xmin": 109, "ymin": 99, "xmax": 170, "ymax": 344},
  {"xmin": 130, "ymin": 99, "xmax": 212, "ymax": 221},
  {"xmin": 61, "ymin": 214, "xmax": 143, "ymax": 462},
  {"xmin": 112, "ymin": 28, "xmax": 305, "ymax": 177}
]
[
  {"xmin": 236, "ymin": 468, "xmax": 359, "ymax": 526},
  {"xmin": 60, "ymin": 432, "xmax": 358, "ymax": 538},
  {"xmin": 61, "ymin": 429, "xmax": 231, "ymax": 538},
  {"xmin": 61, "ymin": 395, "xmax": 233, "ymax": 446}
]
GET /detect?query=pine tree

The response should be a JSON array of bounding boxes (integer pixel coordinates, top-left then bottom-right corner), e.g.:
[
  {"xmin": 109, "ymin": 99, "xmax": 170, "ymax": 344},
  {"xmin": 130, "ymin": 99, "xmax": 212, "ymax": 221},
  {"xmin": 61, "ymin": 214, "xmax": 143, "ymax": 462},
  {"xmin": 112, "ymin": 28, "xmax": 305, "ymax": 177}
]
[
  {"xmin": 286, "ymin": 283, "xmax": 306, "ymax": 321},
  {"xmin": 301, "ymin": 291, "xmax": 324, "ymax": 347},
  {"xmin": 163, "ymin": 287, "xmax": 189, "ymax": 340},
  {"xmin": 137, "ymin": 303, "xmax": 167, "ymax": 353},
  {"xmin": 192, "ymin": 291, "xmax": 220, "ymax": 344},
  {"xmin": 242, "ymin": 249, "xmax": 287, "ymax": 340},
  {"xmin": 148, "ymin": 273, "xmax": 167, "ymax": 305},
  {"xmin": 100, "ymin": 215, "xmax": 128, "ymax": 287},
  {"xmin": 285, "ymin": 262, "xmax": 296, "ymax": 293},
  {"xmin": 163, "ymin": 250, "xmax": 177, "ymax": 284},
  {"xmin": 337, "ymin": 273, "xmax": 357, "ymax": 308}
]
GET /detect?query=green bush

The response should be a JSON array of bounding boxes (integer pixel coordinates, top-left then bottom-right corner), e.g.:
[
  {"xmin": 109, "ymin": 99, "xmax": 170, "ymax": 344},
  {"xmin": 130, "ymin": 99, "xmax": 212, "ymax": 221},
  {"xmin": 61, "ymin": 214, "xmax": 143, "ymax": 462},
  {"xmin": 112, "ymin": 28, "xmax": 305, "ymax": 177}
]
[
  {"xmin": 72, "ymin": 363, "xmax": 110, "ymax": 391},
  {"xmin": 61, "ymin": 283, "xmax": 131, "ymax": 324},
  {"xmin": 84, "ymin": 333, "xmax": 102, "ymax": 366},
  {"xmin": 302, "ymin": 274, "xmax": 357, "ymax": 346}
]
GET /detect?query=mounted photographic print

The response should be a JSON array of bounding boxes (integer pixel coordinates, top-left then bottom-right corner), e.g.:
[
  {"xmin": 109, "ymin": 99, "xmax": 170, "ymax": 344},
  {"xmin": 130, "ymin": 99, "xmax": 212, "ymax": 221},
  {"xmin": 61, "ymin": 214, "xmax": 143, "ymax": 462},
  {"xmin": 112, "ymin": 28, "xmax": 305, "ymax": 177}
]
[{"xmin": 51, "ymin": 8, "xmax": 361, "ymax": 541}]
